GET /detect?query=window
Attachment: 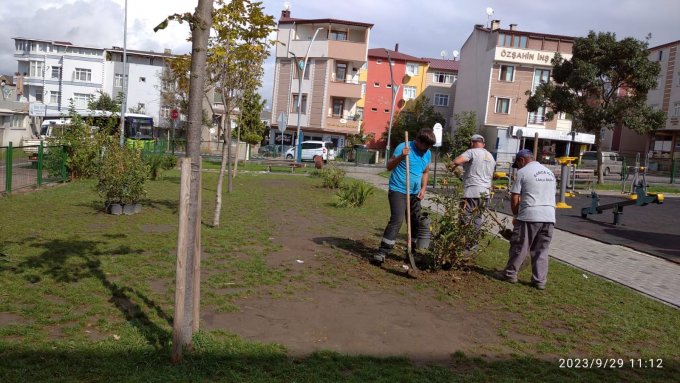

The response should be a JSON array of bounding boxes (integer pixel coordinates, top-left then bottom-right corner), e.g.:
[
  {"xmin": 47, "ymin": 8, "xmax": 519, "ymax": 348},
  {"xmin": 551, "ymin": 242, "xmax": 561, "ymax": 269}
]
[
  {"xmin": 329, "ymin": 30, "xmax": 347, "ymax": 41},
  {"xmin": 74, "ymin": 68, "xmax": 92, "ymax": 82},
  {"xmin": 658, "ymin": 50, "xmax": 664, "ymax": 61},
  {"xmin": 499, "ymin": 65, "xmax": 514, "ymax": 82},
  {"xmin": 376, "ymin": 59, "xmax": 382, "ymax": 64},
  {"xmin": 384, "ymin": 109, "xmax": 390, "ymax": 113},
  {"xmin": 332, "ymin": 98, "xmax": 345, "ymax": 117},
  {"xmin": 356, "ymin": 107, "xmax": 364, "ymax": 120},
  {"xmin": 34, "ymin": 87, "xmax": 43, "ymax": 102},
  {"xmin": 49, "ymin": 91, "xmax": 60, "ymax": 104},
  {"xmin": 674, "ymin": 102, "xmax": 680, "ymax": 117},
  {"xmin": 433, "ymin": 72, "xmax": 456, "ymax": 84},
  {"xmin": 497, "ymin": 33, "xmax": 527, "ymax": 48},
  {"xmin": 51, "ymin": 67, "xmax": 61, "ymax": 79},
  {"xmin": 29, "ymin": 61, "xmax": 44, "ymax": 77},
  {"xmin": 10, "ymin": 115, "xmax": 24, "ymax": 127},
  {"xmin": 403, "ymin": 86, "xmax": 416, "ymax": 100},
  {"xmin": 335, "ymin": 61, "xmax": 347, "ymax": 82},
  {"xmin": 114, "ymin": 74, "xmax": 124, "ymax": 87},
  {"xmin": 433, "ymin": 94, "xmax": 449, "ymax": 106},
  {"xmin": 406, "ymin": 62, "xmax": 419, "ymax": 75},
  {"xmin": 373, "ymin": 82, "xmax": 380, "ymax": 87},
  {"xmin": 533, "ymin": 69, "xmax": 550, "ymax": 91},
  {"xmin": 528, "ymin": 105, "xmax": 546, "ymax": 124},
  {"xmin": 291, "ymin": 94, "xmax": 308, "ymax": 114},
  {"xmin": 371, "ymin": 107, "xmax": 378, "ymax": 112},
  {"xmin": 386, "ymin": 84, "xmax": 392, "ymax": 88},
  {"xmin": 161, "ymin": 106, "xmax": 171, "ymax": 118},
  {"xmin": 495, "ymin": 97, "xmax": 510, "ymax": 114},
  {"xmin": 73, "ymin": 93, "xmax": 89, "ymax": 109},
  {"xmin": 139, "ymin": 77, "xmax": 146, "ymax": 83},
  {"xmin": 292, "ymin": 59, "xmax": 310, "ymax": 79}
]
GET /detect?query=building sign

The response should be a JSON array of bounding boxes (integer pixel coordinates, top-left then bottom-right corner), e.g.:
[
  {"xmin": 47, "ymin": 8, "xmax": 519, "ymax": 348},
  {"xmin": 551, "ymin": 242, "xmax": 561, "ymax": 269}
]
[
  {"xmin": 29, "ymin": 102, "xmax": 46, "ymax": 117},
  {"xmin": 495, "ymin": 48, "xmax": 572, "ymax": 66},
  {"xmin": 511, "ymin": 126, "xmax": 595, "ymax": 144}
]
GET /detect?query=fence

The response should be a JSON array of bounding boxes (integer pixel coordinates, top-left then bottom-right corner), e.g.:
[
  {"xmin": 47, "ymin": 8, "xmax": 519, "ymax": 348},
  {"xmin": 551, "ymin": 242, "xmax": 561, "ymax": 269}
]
[{"xmin": 1, "ymin": 143, "xmax": 68, "ymax": 195}]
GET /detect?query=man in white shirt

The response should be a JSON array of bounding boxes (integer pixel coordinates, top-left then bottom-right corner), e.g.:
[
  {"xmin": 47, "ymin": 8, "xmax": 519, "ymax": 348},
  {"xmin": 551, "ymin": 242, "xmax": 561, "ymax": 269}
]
[
  {"xmin": 496, "ymin": 149, "xmax": 556, "ymax": 290},
  {"xmin": 452, "ymin": 134, "xmax": 496, "ymax": 239}
]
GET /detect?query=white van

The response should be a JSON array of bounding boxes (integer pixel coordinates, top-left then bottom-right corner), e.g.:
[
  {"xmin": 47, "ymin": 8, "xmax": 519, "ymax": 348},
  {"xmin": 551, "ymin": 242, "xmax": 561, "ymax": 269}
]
[
  {"xmin": 580, "ymin": 151, "xmax": 624, "ymax": 175},
  {"xmin": 286, "ymin": 141, "xmax": 336, "ymax": 162}
]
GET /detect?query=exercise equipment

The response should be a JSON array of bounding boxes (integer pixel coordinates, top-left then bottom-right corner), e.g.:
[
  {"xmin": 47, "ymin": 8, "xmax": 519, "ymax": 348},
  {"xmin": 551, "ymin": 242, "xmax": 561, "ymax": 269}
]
[{"xmin": 581, "ymin": 182, "xmax": 664, "ymax": 225}]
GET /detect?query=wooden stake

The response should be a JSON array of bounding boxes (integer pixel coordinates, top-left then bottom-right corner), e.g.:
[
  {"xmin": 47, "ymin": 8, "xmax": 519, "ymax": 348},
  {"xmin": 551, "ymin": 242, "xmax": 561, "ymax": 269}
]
[
  {"xmin": 404, "ymin": 132, "xmax": 417, "ymax": 272},
  {"xmin": 192, "ymin": 161, "xmax": 202, "ymax": 332},
  {"xmin": 172, "ymin": 157, "xmax": 191, "ymax": 363}
]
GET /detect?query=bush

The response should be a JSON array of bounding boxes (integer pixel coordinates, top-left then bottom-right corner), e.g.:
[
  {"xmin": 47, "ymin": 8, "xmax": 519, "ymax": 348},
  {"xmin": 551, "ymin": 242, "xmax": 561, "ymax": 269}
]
[
  {"xmin": 319, "ymin": 165, "xmax": 346, "ymax": 189},
  {"xmin": 334, "ymin": 180, "xmax": 375, "ymax": 208},
  {"xmin": 96, "ymin": 136, "xmax": 149, "ymax": 205},
  {"xmin": 144, "ymin": 154, "xmax": 177, "ymax": 180},
  {"xmin": 421, "ymin": 155, "xmax": 508, "ymax": 271}
]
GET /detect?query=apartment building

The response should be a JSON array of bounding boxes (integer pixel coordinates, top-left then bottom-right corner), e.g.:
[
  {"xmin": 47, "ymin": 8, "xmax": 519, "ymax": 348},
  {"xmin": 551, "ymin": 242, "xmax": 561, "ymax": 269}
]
[
  {"xmin": 362, "ymin": 47, "xmax": 427, "ymax": 149},
  {"xmin": 422, "ymin": 58, "xmax": 459, "ymax": 131},
  {"xmin": 269, "ymin": 9, "xmax": 372, "ymax": 149},
  {"xmin": 12, "ymin": 37, "xmax": 176, "ymax": 134},
  {"xmin": 453, "ymin": 21, "xmax": 594, "ymax": 163}
]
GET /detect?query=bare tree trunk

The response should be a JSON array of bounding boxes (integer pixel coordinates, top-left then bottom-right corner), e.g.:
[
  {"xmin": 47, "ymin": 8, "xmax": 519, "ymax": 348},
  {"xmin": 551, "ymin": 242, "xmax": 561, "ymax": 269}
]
[
  {"xmin": 234, "ymin": 118, "xmax": 241, "ymax": 178},
  {"xmin": 173, "ymin": 0, "xmax": 212, "ymax": 361},
  {"xmin": 596, "ymin": 132, "xmax": 604, "ymax": 184},
  {"xmin": 212, "ymin": 116, "xmax": 229, "ymax": 227},
  {"xmin": 226, "ymin": 112, "xmax": 233, "ymax": 193}
]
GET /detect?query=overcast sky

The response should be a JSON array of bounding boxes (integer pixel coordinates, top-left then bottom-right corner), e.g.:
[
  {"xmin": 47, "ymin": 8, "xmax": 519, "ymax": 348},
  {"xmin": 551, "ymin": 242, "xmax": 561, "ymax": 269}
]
[{"xmin": 1, "ymin": 0, "xmax": 679, "ymax": 107}]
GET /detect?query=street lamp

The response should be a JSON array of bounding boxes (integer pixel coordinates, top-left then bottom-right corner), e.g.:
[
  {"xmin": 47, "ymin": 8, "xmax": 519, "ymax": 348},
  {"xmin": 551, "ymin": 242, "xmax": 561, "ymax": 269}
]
[
  {"xmin": 118, "ymin": 0, "xmax": 128, "ymax": 147},
  {"xmin": 384, "ymin": 49, "xmax": 399, "ymax": 166},
  {"xmin": 291, "ymin": 27, "xmax": 324, "ymax": 163}
]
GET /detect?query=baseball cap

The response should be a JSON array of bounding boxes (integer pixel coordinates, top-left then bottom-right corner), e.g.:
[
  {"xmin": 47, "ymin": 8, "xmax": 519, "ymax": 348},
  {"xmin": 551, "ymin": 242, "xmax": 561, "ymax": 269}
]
[
  {"xmin": 512, "ymin": 149, "xmax": 533, "ymax": 168},
  {"xmin": 470, "ymin": 134, "xmax": 485, "ymax": 142}
]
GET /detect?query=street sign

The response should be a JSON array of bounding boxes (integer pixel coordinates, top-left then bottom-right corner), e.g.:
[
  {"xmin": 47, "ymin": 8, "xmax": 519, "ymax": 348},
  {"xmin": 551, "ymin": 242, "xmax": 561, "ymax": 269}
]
[
  {"xmin": 171, "ymin": 109, "xmax": 179, "ymax": 120},
  {"xmin": 29, "ymin": 102, "xmax": 46, "ymax": 117},
  {"xmin": 433, "ymin": 122, "xmax": 443, "ymax": 147},
  {"xmin": 277, "ymin": 112, "xmax": 287, "ymax": 133}
]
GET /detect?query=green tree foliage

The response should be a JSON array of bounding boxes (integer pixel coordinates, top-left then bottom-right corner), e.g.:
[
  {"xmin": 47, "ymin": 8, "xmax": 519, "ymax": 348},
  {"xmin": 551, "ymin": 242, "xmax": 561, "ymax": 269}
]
[
  {"xmin": 383, "ymin": 95, "xmax": 445, "ymax": 150},
  {"xmin": 525, "ymin": 31, "xmax": 666, "ymax": 182},
  {"xmin": 236, "ymin": 90, "xmax": 266, "ymax": 144},
  {"xmin": 97, "ymin": 135, "xmax": 149, "ymax": 205},
  {"xmin": 451, "ymin": 111, "xmax": 477, "ymax": 157},
  {"xmin": 87, "ymin": 90, "xmax": 121, "ymax": 113}
]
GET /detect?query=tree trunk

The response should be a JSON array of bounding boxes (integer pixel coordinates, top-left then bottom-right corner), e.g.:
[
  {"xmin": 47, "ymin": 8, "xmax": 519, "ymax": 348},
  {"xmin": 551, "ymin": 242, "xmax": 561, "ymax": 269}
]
[
  {"xmin": 226, "ymin": 106, "xmax": 234, "ymax": 194},
  {"xmin": 595, "ymin": 132, "xmax": 604, "ymax": 184},
  {"xmin": 173, "ymin": 0, "xmax": 213, "ymax": 361},
  {"xmin": 234, "ymin": 121, "xmax": 241, "ymax": 178},
  {"xmin": 212, "ymin": 116, "xmax": 229, "ymax": 227}
]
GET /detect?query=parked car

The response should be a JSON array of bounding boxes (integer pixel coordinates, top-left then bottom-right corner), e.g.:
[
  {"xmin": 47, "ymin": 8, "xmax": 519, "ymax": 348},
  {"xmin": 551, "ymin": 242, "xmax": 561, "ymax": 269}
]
[
  {"xmin": 285, "ymin": 141, "xmax": 336, "ymax": 162},
  {"xmin": 580, "ymin": 151, "xmax": 624, "ymax": 175}
]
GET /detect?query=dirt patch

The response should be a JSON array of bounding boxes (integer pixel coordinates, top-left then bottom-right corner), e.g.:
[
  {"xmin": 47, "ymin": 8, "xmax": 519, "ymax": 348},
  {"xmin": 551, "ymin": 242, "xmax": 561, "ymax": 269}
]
[
  {"xmin": 141, "ymin": 224, "xmax": 175, "ymax": 234},
  {"xmin": 148, "ymin": 278, "xmax": 171, "ymax": 296},
  {"xmin": 0, "ymin": 312, "xmax": 25, "ymax": 326}
]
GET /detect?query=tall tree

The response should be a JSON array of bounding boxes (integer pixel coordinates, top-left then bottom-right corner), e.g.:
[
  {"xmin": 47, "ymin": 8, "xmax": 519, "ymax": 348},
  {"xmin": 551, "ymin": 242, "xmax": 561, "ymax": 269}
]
[
  {"xmin": 451, "ymin": 111, "xmax": 477, "ymax": 157},
  {"xmin": 87, "ymin": 90, "xmax": 121, "ymax": 113},
  {"xmin": 383, "ymin": 95, "xmax": 445, "ymax": 150},
  {"xmin": 526, "ymin": 31, "xmax": 666, "ymax": 183},
  {"xmin": 155, "ymin": 0, "xmax": 213, "ymax": 362},
  {"xmin": 208, "ymin": 0, "xmax": 275, "ymax": 227},
  {"xmin": 237, "ymin": 89, "xmax": 267, "ymax": 145}
]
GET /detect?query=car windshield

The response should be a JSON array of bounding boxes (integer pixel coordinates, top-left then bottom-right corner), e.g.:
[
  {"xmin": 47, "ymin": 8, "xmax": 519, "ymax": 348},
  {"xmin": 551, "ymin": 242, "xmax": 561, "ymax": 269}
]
[{"xmin": 582, "ymin": 152, "xmax": 596, "ymax": 160}]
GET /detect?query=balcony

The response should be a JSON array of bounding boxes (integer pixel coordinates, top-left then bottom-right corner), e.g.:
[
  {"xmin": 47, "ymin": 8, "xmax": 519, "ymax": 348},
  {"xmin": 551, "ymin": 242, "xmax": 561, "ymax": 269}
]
[
  {"xmin": 324, "ymin": 114, "xmax": 360, "ymax": 134},
  {"xmin": 527, "ymin": 114, "xmax": 546, "ymax": 125},
  {"xmin": 329, "ymin": 79, "xmax": 362, "ymax": 99}
]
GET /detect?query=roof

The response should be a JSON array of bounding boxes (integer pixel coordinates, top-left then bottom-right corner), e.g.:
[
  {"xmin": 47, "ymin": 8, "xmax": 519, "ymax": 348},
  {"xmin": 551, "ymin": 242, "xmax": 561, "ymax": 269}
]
[
  {"xmin": 424, "ymin": 58, "xmax": 459, "ymax": 71},
  {"xmin": 474, "ymin": 26, "xmax": 575, "ymax": 42},
  {"xmin": 649, "ymin": 39, "xmax": 680, "ymax": 51},
  {"xmin": 107, "ymin": 47, "xmax": 175, "ymax": 59},
  {"xmin": 279, "ymin": 16, "xmax": 373, "ymax": 29},
  {"xmin": 12, "ymin": 37, "xmax": 105, "ymax": 51},
  {"xmin": 368, "ymin": 48, "xmax": 428, "ymax": 63}
]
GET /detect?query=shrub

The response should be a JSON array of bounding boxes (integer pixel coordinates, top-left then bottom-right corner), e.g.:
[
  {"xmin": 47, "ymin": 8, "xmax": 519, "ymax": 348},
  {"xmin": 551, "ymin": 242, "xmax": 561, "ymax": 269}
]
[
  {"xmin": 334, "ymin": 180, "xmax": 375, "ymax": 208},
  {"xmin": 144, "ymin": 153, "xmax": 177, "ymax": 180},
  {"xmin": 319, "ymin": 165, "xmax": 346, "ymax": 189},
  {"xmin": 96, "ymin": 136, "xmax": 149, "ymax": 205}
]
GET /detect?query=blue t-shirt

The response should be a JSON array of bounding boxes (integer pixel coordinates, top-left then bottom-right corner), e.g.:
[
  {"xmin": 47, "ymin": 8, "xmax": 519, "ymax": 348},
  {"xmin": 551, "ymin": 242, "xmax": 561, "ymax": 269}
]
[{"xmin": 388, "ymin": 141, "xmax": 431, "ymax": 195}]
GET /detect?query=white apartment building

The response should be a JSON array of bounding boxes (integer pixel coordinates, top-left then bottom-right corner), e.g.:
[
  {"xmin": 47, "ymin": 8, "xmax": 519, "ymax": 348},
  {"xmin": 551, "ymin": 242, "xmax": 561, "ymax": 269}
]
[{"xmin": 12, "ymin": 37, "xmax": 175, "ymax": 132}]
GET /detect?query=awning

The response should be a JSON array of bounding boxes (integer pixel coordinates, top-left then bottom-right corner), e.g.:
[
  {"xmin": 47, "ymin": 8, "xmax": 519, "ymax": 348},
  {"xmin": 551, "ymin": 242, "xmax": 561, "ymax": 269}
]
[{"xmin": 510, "ymin": 126, "xmax": 595, "ymax": 144}]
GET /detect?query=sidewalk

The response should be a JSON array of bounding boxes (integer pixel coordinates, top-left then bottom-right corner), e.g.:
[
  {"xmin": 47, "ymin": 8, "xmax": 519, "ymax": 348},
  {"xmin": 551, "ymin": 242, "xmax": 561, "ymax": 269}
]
[{"xmin": 343, "ymin": 165, "xmax": 680, "ymax": 309}]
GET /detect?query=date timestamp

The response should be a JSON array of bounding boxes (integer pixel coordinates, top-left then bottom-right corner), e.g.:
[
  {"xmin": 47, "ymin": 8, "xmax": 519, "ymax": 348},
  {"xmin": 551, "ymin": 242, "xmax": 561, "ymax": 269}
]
[{"xmin": 558, "ymin": 358, "xmax": 663, "ymax": 369}]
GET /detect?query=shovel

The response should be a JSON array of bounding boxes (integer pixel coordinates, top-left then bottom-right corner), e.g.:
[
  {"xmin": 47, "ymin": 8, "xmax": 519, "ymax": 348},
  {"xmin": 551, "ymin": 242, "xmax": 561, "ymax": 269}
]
[{"xmin": 404, "ymin": 132, "xmax": 418, "ymax": 276}]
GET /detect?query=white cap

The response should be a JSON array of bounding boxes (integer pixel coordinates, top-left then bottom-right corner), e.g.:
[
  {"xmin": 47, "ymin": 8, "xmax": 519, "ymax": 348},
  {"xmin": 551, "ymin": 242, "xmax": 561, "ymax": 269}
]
[{"xmin": 470, "ymin": 134, "xmax": 485, "ymax": 142}]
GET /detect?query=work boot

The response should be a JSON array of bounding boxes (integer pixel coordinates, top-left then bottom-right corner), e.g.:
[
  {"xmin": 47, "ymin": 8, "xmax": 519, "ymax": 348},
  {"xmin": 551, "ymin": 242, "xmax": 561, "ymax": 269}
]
[
  {"xmin": 371, "ymin": 251, "xmax": 386, "ymax": 266},
  {"xmin": 493, "ymin": 270, "xmax": 518, "ymax": 284}
]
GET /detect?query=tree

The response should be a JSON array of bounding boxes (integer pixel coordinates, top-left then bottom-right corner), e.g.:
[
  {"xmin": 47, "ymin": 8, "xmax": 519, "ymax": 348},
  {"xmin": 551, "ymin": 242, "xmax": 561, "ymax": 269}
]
[
  {"xmin": 237, "ymin": 89, "xmax": 267, "ymax": 145},
  {"xmin": 526, "ymin": 31, "xmax": 666, "ymax": 183},
  {"xmin": 207, "ymin": 0, "xmax": 275, "ymax": 227},
  {"xmin": 451, "ymin": 111, "xmax": 477, "ymax": 157},
  {"xmin": 383, "ymin": 95, "xmax": 445, "ymax": 150},
  {"xmin": 87, "ymin": 90, "xmax": 121, "ymax": 113},
  {"xmin": 154, "ymin": 0, "xmax": 213, "ymax": 363}
]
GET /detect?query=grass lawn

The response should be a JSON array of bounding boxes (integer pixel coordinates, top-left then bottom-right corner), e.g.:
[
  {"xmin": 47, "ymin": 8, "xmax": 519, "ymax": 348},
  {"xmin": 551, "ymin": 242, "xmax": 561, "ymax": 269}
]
[{"xmin": 0, "ymin": 170, "xmax": 678, "ymax": 382}]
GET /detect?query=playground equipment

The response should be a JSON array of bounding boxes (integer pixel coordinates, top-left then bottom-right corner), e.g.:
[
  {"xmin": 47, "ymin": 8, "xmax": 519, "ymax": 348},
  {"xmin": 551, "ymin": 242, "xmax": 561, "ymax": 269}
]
[
  {"xmin": 621, "ymin": 153, "xmax": 647, "ymax": 198},
  {"xmin": 581, "ymin": 181, "xmax": 664, "ymax": 225},
  {"xmin": 492, "ymin": 171, "xmax": 511, "ymax": 191},
  {"xmin": 556, "ymin": 156, "xmax": 577, "ymax": 209}
]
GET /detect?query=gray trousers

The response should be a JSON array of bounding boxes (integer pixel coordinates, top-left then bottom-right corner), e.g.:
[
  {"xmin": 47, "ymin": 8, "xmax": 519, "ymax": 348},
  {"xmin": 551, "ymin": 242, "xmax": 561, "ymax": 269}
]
[
  {"xmin": 460, "ymin": 197, "xmax": 488, "ymax": 232},
  {"xmin": 505, "ymin": 221, "xmax": 554, "ymax": 286},
  {"xmin": 378, "ymin": 190, "xmax": 422, "ymax": 255}
]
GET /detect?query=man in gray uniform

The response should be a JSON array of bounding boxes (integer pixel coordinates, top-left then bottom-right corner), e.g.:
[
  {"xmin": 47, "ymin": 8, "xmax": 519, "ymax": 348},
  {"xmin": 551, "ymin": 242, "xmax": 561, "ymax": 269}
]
[
  {"xmin": 497, "ymin": 149, "xmax": 556, "ymax": 290},
  {"xmin": 452, "ymin": 134, "xmax": 496, "ymax": 233}
]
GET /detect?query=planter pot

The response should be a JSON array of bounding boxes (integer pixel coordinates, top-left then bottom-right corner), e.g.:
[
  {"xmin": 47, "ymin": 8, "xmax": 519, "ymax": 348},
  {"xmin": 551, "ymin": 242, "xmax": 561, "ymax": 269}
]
[
  {"xmin": 131, "ymin": 203, "xmax": 142, "ymax": 214},
  {"xmin": 122, "ymin": 204, "xmax": 136, "ymax": 215},
  {"xmin": 107, "ymin": 203, "xmax": 123, "ymax": 215}
]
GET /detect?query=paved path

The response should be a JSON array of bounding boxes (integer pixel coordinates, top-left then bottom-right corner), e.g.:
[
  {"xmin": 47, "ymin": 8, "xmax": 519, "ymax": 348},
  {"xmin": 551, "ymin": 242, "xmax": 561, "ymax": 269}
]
[{"xmin": 342, "ymin": 165, "xmax": 680, "ymax": 309}]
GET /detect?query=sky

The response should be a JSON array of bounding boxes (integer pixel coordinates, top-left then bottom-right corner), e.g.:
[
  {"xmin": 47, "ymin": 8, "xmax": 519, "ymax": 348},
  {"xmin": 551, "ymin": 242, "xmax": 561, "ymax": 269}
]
[{"xmin": 1, "ymin": 0, "xmax": 679, "ymax": 108}]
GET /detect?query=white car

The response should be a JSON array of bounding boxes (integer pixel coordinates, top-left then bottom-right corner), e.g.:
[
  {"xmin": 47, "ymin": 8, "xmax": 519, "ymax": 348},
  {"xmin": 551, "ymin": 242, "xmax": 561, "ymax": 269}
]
[{"xmin": 285, "ymin": 141, "xmax": 336, "ymax": 162}]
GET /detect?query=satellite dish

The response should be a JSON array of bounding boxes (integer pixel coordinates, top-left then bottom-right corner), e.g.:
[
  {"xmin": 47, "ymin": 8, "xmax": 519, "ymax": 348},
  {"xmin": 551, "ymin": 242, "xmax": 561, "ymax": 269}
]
[
  {"xmin": 452, "ymin": 50, "xmax": 459, "ymax": 59},
  {"xmin": 486, "ymin": 7, "xmax": 494, "ymax": 16},
  {"xmin": 440, "ymin": 50, "xmax": 448, "ymax": 59},
  {"xmin": 283, "ymin": 1, "xmax": 291, "ymax": 11}
]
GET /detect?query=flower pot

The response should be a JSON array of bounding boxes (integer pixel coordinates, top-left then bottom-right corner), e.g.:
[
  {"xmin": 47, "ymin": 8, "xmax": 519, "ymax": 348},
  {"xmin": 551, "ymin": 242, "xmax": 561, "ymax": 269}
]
[
  {"xmin": 122, "ymin": 204, "xmax": 136, "ymax": 215},
  {"xmin": 107, "ymin": 203, "xmax": 123, "ymax": 215},
  {"xmin": 132, "ymin": 203, "xmax": 142, "ymax": 214}
]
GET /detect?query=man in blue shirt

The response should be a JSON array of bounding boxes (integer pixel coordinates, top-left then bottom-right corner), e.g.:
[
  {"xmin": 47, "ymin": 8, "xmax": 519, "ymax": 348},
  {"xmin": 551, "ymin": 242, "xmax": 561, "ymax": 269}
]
[{"xmin": 373, "ymin": 128, "xmax": 436, "ymax": 265}]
